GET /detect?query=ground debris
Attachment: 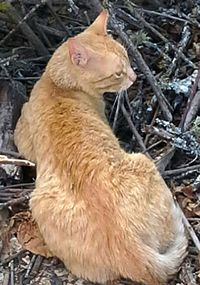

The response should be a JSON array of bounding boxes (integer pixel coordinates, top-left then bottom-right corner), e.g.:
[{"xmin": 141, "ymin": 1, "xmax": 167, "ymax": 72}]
[{"xmin": 155, "ymin": 118, "xmax": 200, "ymax": 157}]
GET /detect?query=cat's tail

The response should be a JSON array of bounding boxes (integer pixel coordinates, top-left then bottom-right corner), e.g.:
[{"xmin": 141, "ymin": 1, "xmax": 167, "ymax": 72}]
[
  {"xmin": 119, "ymin": 202, "xmax": 187, "ymax": 285},
  {"xmin": 148, "ymin": 202, "xmax": 188, "ymax": 282}
]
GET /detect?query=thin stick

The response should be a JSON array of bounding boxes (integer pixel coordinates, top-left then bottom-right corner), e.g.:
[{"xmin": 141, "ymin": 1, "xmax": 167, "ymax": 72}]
[
  {"xmin": 0, "ymin": 183, "xmax": 35, "ymax": 191},
  {"xmin": 0, "ymin": 149, "xmax": 22, "ymax": 158},
  {"xmin": 9, "ymin": 260, "xmax": 15, "ymax": 285},
  {"xmin": 25, "ymin": 255, "xmax": 37, "ymax": 278},
  {"xmin": 0, "ymin": 195, "xmax": 30, "ymax": 210},
  {"xmin": 0, "ymin": 155, "xmax": 35, "ymax": 167},
  {"xmin": 135, "ymin": 7, "xmax": 188, "ymax": 23},
  {"xmin": 184, "ymin": 91, "xmax": 200, "ymax": 131},
  {"xmin": 178, "ymin": 204, "xmax": 200, "ymax": 252},
  {"xmin": 180, "ymin": 63, "xmax": 200, "ymax": 131},
  {"xmin": 163, "ymin": 164, "xmax": 200, "ymax": 177},
  {"xmin": 121, "ymin": 103, "xmax": 150, "ymax": 157}
]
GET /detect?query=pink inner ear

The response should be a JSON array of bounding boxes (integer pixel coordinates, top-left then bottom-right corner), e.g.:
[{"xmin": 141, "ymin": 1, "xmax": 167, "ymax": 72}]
[{"xmin": 68, "ymin": 38, "xmax": 89, "ymax": 66}]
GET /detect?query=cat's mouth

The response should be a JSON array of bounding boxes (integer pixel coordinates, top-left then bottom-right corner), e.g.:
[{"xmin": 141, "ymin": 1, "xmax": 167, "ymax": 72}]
[
  {"xmin": 127, "ymin": 67, "xmax": 137, "ymax": 83},
  {"xmin": 120, "ymin": 67, "xmax": 137, "ymax": 91},
  {"xmin": 120, "ymin": 77, "xmax": 136, "ymax": 91}
]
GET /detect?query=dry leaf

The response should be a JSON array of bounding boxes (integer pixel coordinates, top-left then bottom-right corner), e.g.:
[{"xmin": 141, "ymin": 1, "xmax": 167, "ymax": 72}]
[
  {"xmin": 193, "ymin": 205, "xmax": 200, "ymax": 217},
  {"xmin": 11, "ymin": 211, "xmax": 53, "ymax": 258},
  {"xmin": 181, "ymin": 185, "xmax": 195, "ymax": 199},
  {"xmin": 177, "ymin": 197, "xmax": 194, "ymax": 218}
]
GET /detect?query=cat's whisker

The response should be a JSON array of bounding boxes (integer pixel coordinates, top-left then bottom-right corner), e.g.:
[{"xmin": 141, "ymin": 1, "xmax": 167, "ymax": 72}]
[
  {"xmin": 123, "ymin": 90, "xmax": 132, "ymax": 112},
  {"xmin": 109, "ymin": 93, "xmax": 119, "ymax": 123},
  {"xmin": 112, "ymin": 91, "xmax": 125, "ymax": 131}
]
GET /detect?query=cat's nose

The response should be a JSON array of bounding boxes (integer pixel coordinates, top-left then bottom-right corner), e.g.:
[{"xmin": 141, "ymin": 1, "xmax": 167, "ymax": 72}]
[{"xmin": 128, "ymin": 67, "xmax": 137, "ymax": 83}]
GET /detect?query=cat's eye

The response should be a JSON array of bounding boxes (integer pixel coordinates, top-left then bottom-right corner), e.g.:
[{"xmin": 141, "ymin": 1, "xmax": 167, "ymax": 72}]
[{"xmin": 115, "ymin": 71, "xmax": 123, "ymax": 78}]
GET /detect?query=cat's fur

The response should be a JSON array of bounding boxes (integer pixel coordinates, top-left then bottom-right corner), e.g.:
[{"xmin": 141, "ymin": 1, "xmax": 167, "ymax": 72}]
[{"xmin": 14, "ymin": 10, "xmax": 187, "ymax": 285}]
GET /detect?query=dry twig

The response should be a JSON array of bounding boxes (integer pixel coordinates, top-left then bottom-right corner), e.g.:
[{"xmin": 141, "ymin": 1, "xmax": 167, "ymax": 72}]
[
  {"xmin": 180, "ymin": 63, "xmax": 200, "ymax": 131},
  {"xmin": 0, "ymin": 155, "xmax": 35, "ymax": 167},
  {"xmin": 163, "ymin": 164, "xmax": 200, "ymax": 177},
  {"xmin": 179, "ymin": 204, "xmax": 200, "ymax": 253}
]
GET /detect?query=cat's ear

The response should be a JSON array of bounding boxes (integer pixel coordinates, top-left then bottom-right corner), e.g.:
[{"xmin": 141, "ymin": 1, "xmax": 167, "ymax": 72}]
[
  {"xmin": 68, "ymin": 38, "xmax": 89, "ymax": 66},
  {"xmin": 86, "ymin": 9, "xmax": 109, "ymax": 36}
]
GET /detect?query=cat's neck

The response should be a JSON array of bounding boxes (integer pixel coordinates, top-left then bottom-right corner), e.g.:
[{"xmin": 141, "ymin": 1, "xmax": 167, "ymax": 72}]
[
  {"xmin": 35, "ymin": 72, "xmax": 107, "ymax": 122},
  {"xmin": 41, "ymin": 71, "xmax": 101, "ymax": 97}
]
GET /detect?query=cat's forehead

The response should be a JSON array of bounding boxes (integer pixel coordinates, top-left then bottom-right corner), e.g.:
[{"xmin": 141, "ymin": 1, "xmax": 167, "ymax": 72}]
[{"xmin": 78, "ymin": 32, "xmax": 128, "ymax": 61}]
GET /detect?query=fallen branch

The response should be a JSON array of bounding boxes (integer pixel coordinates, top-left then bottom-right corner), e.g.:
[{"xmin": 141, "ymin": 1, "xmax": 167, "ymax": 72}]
[
  {"xmin": 0, "ymin": 155, "xmax": 35, "ymax": 167},
  {"xmin": 0, "ymin": 149, "xmax": 22, "ymax": 158},
  {"xmin": 163, "ymin": 164, "xmax": 200, "ymax": 177},
  {"xmin": 0, "ymin": 195, "xmax": 30, "ymax": 210}
]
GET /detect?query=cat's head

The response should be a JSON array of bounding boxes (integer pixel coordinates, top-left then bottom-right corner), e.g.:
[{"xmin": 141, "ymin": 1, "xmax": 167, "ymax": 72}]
[{"xmin": 46, "ymin": 10, "xmax": 136, "ymax": 95}]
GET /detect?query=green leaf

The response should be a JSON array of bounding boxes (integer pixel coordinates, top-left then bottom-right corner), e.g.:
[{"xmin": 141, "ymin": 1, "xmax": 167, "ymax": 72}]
[{"xmin": 0, "ymin": 2, "xmax": 10, "ymax": 12}]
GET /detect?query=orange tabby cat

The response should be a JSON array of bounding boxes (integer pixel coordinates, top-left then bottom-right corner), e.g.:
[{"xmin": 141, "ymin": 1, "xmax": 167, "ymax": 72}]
[{"xmin": 14, "ymin": 10, "xmax": 187, "ymax": 285}]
